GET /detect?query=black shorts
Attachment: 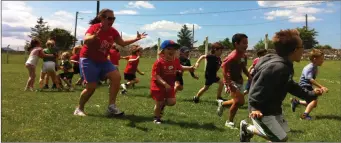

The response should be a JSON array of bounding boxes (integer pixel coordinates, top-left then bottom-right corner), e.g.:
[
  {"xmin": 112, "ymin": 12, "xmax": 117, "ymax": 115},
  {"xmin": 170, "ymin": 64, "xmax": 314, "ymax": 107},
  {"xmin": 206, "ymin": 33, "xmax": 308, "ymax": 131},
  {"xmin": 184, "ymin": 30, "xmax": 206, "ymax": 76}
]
[
  {"xmin": 302, "ymin": 86, "xmax": 317, "ymax": 103},
  {"xmin": 205, "ymin": 76, "xmax": 220, "ymax": 86},
  {"xmin": 59, "ymin": 72, "xmax": 74, "ymax": 80},
  {"xmin": 124, "ymin": 73, "xmax": 136, "ymax": 81},
  {"xmin": 175, "ymin": 72, "xmax": 184, "ymax": 86},
  {"xmin": 73, "ymin": 66, "xmax": 80, "ymax": 74}
]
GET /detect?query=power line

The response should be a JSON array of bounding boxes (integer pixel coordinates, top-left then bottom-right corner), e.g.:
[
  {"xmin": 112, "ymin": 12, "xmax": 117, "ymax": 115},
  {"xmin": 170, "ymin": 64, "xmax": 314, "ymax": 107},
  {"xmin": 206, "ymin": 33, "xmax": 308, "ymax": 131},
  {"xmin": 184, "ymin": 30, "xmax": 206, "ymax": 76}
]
[{"xmin": 110, "ymin": 1, "xmax": 327, "ymax": 17}]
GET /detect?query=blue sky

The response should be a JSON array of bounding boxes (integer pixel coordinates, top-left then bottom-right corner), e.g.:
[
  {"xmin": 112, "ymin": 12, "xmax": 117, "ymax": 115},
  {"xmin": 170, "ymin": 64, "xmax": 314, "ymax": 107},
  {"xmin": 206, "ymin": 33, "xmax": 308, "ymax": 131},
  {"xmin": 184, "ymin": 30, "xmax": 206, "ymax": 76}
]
[{"xmin": 2, "ymin": 1, "xmax": 340, "ymax": 50}]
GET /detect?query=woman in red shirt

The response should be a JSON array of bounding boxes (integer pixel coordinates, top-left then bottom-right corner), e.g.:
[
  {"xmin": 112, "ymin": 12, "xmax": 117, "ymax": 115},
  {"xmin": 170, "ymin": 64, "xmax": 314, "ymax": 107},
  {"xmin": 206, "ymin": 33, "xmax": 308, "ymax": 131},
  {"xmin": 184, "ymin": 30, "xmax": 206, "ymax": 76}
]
[{"xmin": 74, "ymin": 8, "xmax": 147, "ymax": 117}]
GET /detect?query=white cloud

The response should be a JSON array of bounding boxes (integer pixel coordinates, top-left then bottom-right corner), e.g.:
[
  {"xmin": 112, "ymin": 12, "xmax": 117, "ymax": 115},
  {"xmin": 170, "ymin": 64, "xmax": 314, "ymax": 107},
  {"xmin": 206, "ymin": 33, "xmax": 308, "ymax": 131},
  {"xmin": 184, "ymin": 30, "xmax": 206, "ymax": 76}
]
[
  {"xmin": 295, "ymin": 6, "xmax": 323, "ymax": 14},
  {"xmin": 180, "ymin": 8, "xmax": 204, "ymax": 14},
  {"xmin": 288, "ymin": 15, "xmax": 321, "ymax": 23},
  {"xmin": 115, "ymin": 10, "xmax": 138, "ymax": 15},
  {"xmin": 157, "ymin": 32, "xmax": 176, "ymax": 37},
  {"xmin": 126, "ymin": 1, "xmax": 155, "ymax": 9},
  {"xmin": 79, "ymin": 10, "xmax": 93, "ymax": 14},
  {"xmin": 257, "ymin": 1, "xmax": 323, "ymax": 8},
  {"xmin": 140, "ymin": 20, "xmax": 201, "ymax": 31},
  {"xmin": 326, "ymin": 2, "xmax": 334, "ymax": 7}
]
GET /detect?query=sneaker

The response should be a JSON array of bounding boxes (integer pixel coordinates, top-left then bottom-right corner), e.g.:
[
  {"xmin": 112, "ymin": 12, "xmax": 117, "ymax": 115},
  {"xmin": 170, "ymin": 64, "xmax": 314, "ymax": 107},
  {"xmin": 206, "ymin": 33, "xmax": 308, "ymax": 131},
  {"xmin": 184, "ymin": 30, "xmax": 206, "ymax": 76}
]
[
  {"xmin": 121, "ymin": 84, "xmax": 127, "ymax": 90},
  {"xmin": 290, "ymin": 98, "xmax": 299, "ymax": 112},
  {"xmin": 217, "ymin": 99, "xmax": 224, "ymax": 117},
  {"xmin": 43, "ymin": 84, "xmax": 49, "ymax": 89},
  {"xmin": 225, "ymin": 121, "xmax": 238, "ymax": 129},
  {"xmin": 107, "ymin": 105, "xmax": 124, "ymax": 117},
  {"xmin": 153, "ymin": 117, "xmax": 162, "ymax": 124},
  {"xmin": 300, "ymin": 113, "xmax": 312, "ymax": 120},
  {"xmin": 193, "ymin": 96, "xmax": 200, "ymax": 103},
  {"xmin": 217, "ymin": 97, "xmax": 227, "ymax": 101},
  {"xmin": 73, "ymin": 108, "xmax": 86, "ymax": 116},
  {"xmin": 240, "ymin": 120, "xmax": 253, "ymax": 142}
]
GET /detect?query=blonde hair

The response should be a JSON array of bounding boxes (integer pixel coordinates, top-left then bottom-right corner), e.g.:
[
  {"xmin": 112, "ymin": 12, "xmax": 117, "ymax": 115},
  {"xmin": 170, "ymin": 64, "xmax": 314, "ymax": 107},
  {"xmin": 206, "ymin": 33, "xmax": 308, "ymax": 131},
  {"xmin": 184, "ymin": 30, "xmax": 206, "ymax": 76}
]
[
  {"xmin": 46, "ymin": 39, "xmax": 55, "ymax": 48},
  {"xmin": 72, "ymin": 45, "xmax": 82, "ymax": 55},
  {"xmin": 309, "ymin": 49, "xmax": 324, "ymax": 61},
  {"xmin": 61, "ymin": 51, "xmax": 71, "ymax": 60}
]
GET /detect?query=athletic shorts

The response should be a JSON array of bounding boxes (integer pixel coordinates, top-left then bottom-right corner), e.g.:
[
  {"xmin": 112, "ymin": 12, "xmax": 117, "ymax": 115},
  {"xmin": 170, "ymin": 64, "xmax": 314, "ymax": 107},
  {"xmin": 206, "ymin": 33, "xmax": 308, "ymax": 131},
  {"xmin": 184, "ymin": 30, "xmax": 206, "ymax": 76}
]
[
  {"xmin": 124, "ymin": 73, "xmax": 136, "ymax": 81},
  {"xmin": 60, "ymin": 72, "xmax": 74, "ymax": 80},
  {"xmin": 175, "ymin": 72, "xmax": 184, "ymax": 86},
  {"xmin": 42, "ymin": 61, "xmax": 56, "ymax": 73},
  {"xmin": 251, "ymin": 115, "xmax": 290, "ymax": 142},
  {"xmin": 79, "ymin": 58, "xmax": 117, "ymax": 83},
  {"xmin": 301, "ymin": 86, "xmax": 317, "ymax": 103},
  {"xmin": 151, "ymin": 87, "xmax": 175, "ymax": 101},
  {"xmin": 205, "ymin": 76, "xmax": 220, "ymax": 86},
  {"xmin": 225, "ymin": 81, "xmax": 244, "ymax": 93}
]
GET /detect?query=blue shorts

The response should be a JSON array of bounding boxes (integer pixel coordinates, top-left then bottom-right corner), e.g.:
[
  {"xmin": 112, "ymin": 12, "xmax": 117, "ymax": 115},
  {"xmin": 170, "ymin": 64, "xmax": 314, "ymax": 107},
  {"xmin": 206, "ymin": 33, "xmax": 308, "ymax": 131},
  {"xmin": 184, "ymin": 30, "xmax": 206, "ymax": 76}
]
[{"xmin": 79, "ymin": 58, "xmax": 117, "ymax": 83}]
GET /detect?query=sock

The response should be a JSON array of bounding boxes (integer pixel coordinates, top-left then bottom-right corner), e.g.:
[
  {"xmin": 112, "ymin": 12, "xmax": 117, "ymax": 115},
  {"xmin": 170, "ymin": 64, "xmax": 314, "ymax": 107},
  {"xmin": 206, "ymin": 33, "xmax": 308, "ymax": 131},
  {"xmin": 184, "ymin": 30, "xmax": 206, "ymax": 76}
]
[
  {"xmin": 247, "ymin": 125, "xmax": 256, "ymax": 134},
  {"xmin": 109, "ymin": 104, "xmax": 116, "ymax": 109}
]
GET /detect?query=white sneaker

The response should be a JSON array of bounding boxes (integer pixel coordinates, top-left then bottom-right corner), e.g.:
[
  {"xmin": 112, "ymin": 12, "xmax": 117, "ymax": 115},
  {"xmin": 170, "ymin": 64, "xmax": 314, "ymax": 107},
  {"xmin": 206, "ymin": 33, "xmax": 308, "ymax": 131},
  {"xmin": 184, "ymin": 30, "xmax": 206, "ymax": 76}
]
[
  {"xmin": 225, "ymin": 121, "xmax": 237, "ymax": 129},
  {"xmin": 121, "ymin": 84, "xmax": 127, "ymax": 90},
  {"xmin": 73, "ymin": 108, "xmax": 86, "ymax": 116},
  {"xmin": 217, "ymin": 99, "xmax": 224, "ymax": 117},
  {"xmin": 107, "ymin": 105, "xmax": 124, "ymax": 117}
]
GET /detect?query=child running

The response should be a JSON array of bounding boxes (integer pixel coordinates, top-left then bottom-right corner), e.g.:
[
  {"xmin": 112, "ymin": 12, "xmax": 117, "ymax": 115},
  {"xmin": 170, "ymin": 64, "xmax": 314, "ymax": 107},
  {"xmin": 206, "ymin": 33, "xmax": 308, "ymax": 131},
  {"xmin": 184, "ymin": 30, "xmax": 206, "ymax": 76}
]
[
  {"xmin": 38, "ymin": 39, "xmax": 61, "ymax": 91},
  {"xmin": 57, "ymin": 52, "xmax": 74, "ymax": 91},
  {"xmin": 174, "ymin": 46, "xmax": 199, "ymax": 94},
  {"xmin": 192, "ymin": 42, "xmax": 225, "ymax": 103},
  {"xmin": 217, "ymin": 33, "xmax": 251, "ymax": 129},
  {"xmin": 70, "ymin": 45, "xmax": 83, "ymax": 86},
  {"xmin": 244, "ymin": 49, "xmax": 267, "ymax": 95},
  {"xmin": 291, "ymin": 49, "xmax": 328, "ymax": 120},
  {"xmin": 121, "ymin": 45, "xmax": 145, "ymax": 94},
  {"xmin": 239, "ymin": 29, "xmax": 324, "ymax": 142},
  {"xmin": 151, "ymin": 40, "xmax": 194, "ymax": 124},
  {"xmin": 24, "ymin": 38, "xmax": 55, "ymax": 91}
]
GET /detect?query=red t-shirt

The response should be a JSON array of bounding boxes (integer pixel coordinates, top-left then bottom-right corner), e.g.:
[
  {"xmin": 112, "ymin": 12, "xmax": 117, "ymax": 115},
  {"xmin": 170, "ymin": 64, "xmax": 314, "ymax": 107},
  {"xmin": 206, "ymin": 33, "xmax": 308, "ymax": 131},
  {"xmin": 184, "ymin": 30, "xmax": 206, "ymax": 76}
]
[
  {"xmin": 221, "ymin": 50, "xmax": 247, "ymax": 84},
  {"xmin": 109, "ymin": 49, "xmax": 120, "ymax": 65},
  {"xmin": 150, "ymin": 57, "xmax": 182, "ymax": 90},
  {"xmin": 124, "ymin": 55, "xmax": 139, "ymax": 74},
  {"xmin": 71, "ymin": 54, "xmax": 80, "ymax": 68},
  {"xmin": 80, "ymin": 23, "xmax": 120, "ymax": 63},
  {"xmin": 252, "ymin": 57, "xmax": 260, "ymax": 67}
]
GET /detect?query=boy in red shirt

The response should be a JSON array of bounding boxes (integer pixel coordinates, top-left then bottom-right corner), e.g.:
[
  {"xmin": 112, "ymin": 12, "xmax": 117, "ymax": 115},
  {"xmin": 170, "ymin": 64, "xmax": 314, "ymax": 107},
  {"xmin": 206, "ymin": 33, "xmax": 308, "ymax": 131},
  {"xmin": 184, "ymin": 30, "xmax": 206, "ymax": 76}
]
[
  {"xmin": 151, "ymin": 40, "xmax": 195, "ymax": 124},
  {"xmin": 217, "ymin": 33, "xmax": 251, "ymax": 129},
  {"xmin": 121, "ymin": 45, "xmax": 144, "ymax": 94},
  {"xmin": 244, "ymin": 49, "xmax": 267, "ymax": 95}
]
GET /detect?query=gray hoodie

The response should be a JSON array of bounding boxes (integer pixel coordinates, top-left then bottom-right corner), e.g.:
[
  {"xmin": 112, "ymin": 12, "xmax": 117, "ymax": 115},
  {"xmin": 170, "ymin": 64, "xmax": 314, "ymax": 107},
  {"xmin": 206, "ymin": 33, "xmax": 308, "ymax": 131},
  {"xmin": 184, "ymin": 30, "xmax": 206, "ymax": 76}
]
[{"xmin": 248, "ymin": 54, "xmax": 317, "ymax": 116}]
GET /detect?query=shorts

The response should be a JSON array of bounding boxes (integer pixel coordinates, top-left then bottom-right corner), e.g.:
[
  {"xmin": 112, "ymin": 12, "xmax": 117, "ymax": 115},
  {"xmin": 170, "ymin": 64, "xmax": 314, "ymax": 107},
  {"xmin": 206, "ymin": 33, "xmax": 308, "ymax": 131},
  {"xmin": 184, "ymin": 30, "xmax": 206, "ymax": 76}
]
[
  {"xmin": 79, "ymin": 58, "xmax": 117, "ymax": 83},
  {"xmin": 226, "ymin": 81, "xmax": 244, "ymax": 93},
  {"xmin": 42, "ymin": 61, "xmax": 56, "ymax": 73},
  {"xmin": 151, "ymin": 87, "xmax": 175, "ymax": 101},
  {"xmin": 124, "ymin": 73, "xmax": 136, "ymax": 81},
  {"xmin": 251, "ymin": 115, "xmax": 290, "ymax": 142},
  {"xmin": 302, "ymin": 86, "xmax": 317, "ymax": 103},
  {"xmin": 59, "ymin": 72, "xmax": 74, "ymax": 80},
  {"xmin": 175, "ymin": 72, "xmax": 184, "ymax": 86},
  {"xmin": 205, "ymin": 76, "xmax": 220, "ymax": 86},
  {"xmin": 73, "ymin": 65, "xmax": 80, "ymax": 74}
]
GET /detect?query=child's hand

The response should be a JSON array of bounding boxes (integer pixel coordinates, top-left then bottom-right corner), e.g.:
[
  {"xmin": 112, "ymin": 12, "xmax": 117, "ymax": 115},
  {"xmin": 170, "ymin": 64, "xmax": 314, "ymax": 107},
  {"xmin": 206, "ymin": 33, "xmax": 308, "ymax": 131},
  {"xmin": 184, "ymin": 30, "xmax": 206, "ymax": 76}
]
[
  {"xmin": 189, "ymin": 66, "xmax": 195, "ymax": 72},
  {"xmin": 193, "ymin": 75, "xmax": 199, "ymax": 80},
  {"xmin": 164, "ymin": 83, "xmax": 171, "ymax": 92},
  {"xmin": 250, "ymin": 110, "xmax": 263, "ymax": 119},
  {"xmin": 321, "ymin": 87, "xmax": 328, "ymax": 93},
  {"xmin": 314, "ymin": 88, "xmax": 323, "ymax": 96}
]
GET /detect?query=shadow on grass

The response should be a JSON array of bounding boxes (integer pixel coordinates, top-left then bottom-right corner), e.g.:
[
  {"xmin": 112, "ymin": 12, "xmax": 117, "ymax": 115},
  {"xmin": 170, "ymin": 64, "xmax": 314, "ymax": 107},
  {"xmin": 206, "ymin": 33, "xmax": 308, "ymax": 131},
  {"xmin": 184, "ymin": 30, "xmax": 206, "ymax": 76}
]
[
  {"xmin": 315, "ymin": 115, "xmax": 341, "ymax": 121},
  {"xmin": 290, "ymin": 129, "xmax": 304, "ymax": 134},
  {"xmin": 87, "ymin": 113, "xmax": 225, "ymax": 132}
]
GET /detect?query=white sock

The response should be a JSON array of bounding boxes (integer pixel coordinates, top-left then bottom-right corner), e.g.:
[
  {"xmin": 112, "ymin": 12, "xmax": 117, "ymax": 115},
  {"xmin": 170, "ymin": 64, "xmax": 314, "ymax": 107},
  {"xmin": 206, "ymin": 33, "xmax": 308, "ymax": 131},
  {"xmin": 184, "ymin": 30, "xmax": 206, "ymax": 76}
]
[{"xmin": 246, "ymin": 125, "xmax": 256, "ymax": 134}]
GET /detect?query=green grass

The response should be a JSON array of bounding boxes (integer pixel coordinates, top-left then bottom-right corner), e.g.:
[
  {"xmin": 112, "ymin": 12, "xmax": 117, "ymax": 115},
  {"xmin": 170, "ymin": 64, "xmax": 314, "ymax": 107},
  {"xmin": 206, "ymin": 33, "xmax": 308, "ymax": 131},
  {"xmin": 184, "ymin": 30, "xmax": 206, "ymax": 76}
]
[{"xmin": 2, "ymin": 54, "xmax": 341, "ymax": 142}]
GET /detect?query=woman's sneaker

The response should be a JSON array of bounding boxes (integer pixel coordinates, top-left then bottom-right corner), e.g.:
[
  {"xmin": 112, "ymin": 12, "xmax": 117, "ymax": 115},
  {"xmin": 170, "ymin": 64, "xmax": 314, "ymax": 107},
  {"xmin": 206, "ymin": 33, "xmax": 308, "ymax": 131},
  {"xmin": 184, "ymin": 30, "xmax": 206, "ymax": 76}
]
[
  {"xmin": 107, "ymin": 105, "xmax": 124, "ymax": 117},
  {"xmin": 153, "ymin": 117, "xmax": 162, "ymax": 124},
  {"xmin": 225, "ymin": 121, "xmax": 238, "ymax": 129},
  {"xmin": 73, "ymin": 108, "xmax": 86, "ymax": 116}
]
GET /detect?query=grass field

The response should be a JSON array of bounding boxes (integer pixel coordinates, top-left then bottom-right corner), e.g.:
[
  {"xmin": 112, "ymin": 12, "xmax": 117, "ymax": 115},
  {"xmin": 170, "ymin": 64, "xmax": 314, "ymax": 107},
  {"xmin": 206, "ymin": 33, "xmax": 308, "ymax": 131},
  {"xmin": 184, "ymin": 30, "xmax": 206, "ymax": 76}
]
[{"xmin": 1, "ymin": 54, "xmax": 341, "ymax": 142}]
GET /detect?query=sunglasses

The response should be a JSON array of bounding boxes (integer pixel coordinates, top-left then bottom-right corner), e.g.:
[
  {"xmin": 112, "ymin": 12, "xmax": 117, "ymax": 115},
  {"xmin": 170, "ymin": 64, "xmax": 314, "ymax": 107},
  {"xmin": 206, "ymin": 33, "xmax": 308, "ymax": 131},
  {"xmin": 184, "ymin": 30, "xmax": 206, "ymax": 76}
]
[{"xmin": 104, "ymin": 16, "xmax": 116, "ymax": 21}]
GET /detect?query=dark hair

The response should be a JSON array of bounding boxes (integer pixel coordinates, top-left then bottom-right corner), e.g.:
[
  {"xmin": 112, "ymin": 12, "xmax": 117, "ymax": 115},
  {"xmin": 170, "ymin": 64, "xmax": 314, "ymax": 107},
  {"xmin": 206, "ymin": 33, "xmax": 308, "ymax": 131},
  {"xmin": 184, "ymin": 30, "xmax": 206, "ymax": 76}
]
[
  {"xmin": 232, "ymin": 33, "xmax": 248, "ymax": 47},
  {"xmin": 27, "ymin": 38, "xmax": 41, "ymax": 52},
  {"xmin": 131, "ymin": 45, "xmax": 142, "ymax": 55},
  {"xmin": 256, "ymin": 49, "xmax": 267, "ymax": 57},
  {"xmin": 210, "ymin": 42, "xmax": 224, "ymax": 54},
  {"xmin": 89, "ymin": 9, "xmax": 114, "ymax": 25},
  {"xmin": 272, "ymin": 29, "xmax": 302, "ymax": 57}
]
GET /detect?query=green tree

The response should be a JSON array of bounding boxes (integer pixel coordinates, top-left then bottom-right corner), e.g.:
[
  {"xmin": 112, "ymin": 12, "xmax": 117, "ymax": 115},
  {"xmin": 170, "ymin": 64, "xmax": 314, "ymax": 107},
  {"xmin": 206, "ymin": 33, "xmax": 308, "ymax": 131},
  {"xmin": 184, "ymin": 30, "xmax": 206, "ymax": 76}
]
[
  {"xmin": 151, "ymin": 44, "xmax": 158, "ymax": 50},
  {"xmin": 253, "ymin": 39, "xmax": 275, "ymax": 50},
  {"xmin": 296, "ymin": 26, "xmax": 319, "ymax": 49},
  {"xmin": 49, "ymin": 28, "xmax": 76, "ymax": 51},
  {"xmin": 198, "ymin": 40, "xmax": 212, "ymax": 52},
  {"xmin": 28, "ymin": 17, "xmax": 50, "ymax": 48},
  {"xmin": 323, "ymin": 44, "xmax": 332, "ymax": 49},
  {"xmin": 177, "ymin": 25, "xmax": 193, "ymax": 48},
  {"xmin": 218, "ymin": 38, "xmax": 233, "ymax": 49}
]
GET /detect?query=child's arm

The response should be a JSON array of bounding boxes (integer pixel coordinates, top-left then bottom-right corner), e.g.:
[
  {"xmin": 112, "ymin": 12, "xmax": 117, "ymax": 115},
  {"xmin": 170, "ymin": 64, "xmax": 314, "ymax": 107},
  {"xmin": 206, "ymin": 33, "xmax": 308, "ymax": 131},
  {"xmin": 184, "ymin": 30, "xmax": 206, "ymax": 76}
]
[
  {"xmin": 247, "ymin": 65, "xmax": 254, "ymax": 73},
  {"xmin": 39, "ymin": 50, "xmax": 54, "ymax": 58},
  {"xmin": 222, "ymin": 58, "xmax": 235, "ymax": 91},
  {"xmin": 137, "ymin": 68, "xmax": 145, "ymax": 75},
  {"xmin": 155, "ymin": 75, "xmax": 171, "ymax": 90},
  {"xmin": 310, "ymin": 79, "xmax": 328, "ymax": 92},
  {"xmin": 194, "ymin": 55, "xmax": 207, "ymax": 69},
  {"xmin": 121, "ymin": 56, "xmax": 129, "ymax": 60},
  {"xmin": 128, "ymin": 56, "xmax": 140, "ymax": 62},
  {"xmin": 70, "ymin": 60, "xmax": 79, "ymax": 64}
]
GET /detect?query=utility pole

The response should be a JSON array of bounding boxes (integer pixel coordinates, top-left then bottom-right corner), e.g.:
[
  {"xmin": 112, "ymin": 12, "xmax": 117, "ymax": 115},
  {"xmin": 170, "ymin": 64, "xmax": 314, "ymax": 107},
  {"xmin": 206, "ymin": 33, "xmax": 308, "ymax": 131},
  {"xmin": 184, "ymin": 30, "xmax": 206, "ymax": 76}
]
[
  {"xmin": 97, "ymin": 1, "xmax": 100, "ymax": 16},
  {"xmin": 265, "ymin": 33, "xmax": 268, "ymax": 50},
  {"xmin": 74, "ymin": 11, "xmax": 79, "ymax": 47},
  {"xmin": 305, "ymin": 14, "xmax": 308, "ymax": 31}
]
